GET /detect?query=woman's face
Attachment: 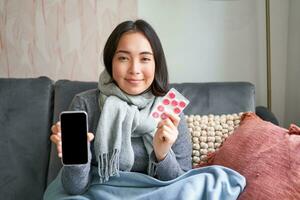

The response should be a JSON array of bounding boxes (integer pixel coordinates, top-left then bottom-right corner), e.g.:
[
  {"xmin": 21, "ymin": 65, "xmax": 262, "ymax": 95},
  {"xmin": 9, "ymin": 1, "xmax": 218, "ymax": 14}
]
[{"xmin": 112, "ymin": 31, "xmax": 155, "ymax": 95}]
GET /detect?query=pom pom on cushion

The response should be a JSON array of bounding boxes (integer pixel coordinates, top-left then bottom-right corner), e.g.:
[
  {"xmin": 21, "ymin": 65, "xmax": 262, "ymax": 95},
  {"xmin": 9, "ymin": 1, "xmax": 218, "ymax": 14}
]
[
  {"xmin": 185, "ymin": 113, "xmax": 243, "ymax": 166},
  {"xmin": 194, "ymin": 112, "xmax": 300, "ymax": 200}
]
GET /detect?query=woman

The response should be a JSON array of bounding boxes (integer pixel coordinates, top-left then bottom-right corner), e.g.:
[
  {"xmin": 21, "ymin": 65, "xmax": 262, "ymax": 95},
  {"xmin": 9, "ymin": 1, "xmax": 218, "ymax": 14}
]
[
  {"xmin": 45, "ymin": 20, "xmax": 245, "ymax": 200},
  {"xmin": 50, "ymin": 19, "xmax": 192, "ymax": 195}
]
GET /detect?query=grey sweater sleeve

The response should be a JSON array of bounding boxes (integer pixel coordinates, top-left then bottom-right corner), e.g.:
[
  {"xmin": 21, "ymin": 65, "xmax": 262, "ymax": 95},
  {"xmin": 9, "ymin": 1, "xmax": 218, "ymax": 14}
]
[
  {"xmin": 60, "ymin": 95, "xmax": 92, "ymax": 195},
  {"xmin": 150, "ymin": 113, "xmax": 192, "ymax": 180}
]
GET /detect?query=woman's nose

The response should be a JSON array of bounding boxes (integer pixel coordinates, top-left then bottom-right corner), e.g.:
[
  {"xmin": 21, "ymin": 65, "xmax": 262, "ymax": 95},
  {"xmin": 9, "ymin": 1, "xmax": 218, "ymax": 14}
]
[{"xmin": 129, "ymin": 60, "xmax": 141, "ymax": 74}]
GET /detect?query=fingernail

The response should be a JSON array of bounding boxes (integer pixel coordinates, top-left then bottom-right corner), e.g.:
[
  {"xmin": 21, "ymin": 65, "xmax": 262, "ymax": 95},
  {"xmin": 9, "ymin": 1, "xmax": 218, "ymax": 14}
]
[
  {"xmin": 57, "ymin": 132, "xmax": 61, "ymax": 136},
  {"xmin": 58, "ymin": 141, "xmax": 62, "ymax": 146},
  {"xmin": 58, "ymin": 153, "xmax": 62, "ymax": 158}
]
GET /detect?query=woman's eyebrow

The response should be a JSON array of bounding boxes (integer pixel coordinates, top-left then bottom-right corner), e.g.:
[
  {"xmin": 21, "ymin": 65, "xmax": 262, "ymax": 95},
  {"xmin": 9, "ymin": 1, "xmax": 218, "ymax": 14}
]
[
  {"xmin": 115, "ymin": 50, "xmax": 153, "ymax": 55},
  {"xmin": 115, "ymin": 50, "xmax": 130, "ymax": 54},
  {"xmin": 140, "ymin": 52, "xmax": 153, "ymax": 55}
]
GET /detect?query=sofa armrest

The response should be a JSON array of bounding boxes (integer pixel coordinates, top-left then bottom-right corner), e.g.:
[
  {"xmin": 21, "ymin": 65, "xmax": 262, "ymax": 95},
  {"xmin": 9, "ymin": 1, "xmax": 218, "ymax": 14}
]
[{"xmin": 255, "ymin": 106, "xmax": 279, "ymax": 125}]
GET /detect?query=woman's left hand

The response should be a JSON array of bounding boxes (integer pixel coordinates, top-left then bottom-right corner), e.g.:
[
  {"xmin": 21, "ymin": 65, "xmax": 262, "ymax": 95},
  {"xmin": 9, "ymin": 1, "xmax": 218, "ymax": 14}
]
[{"xmin": 153, "ymin": 113, "xmax": 180, "ymax": 161}]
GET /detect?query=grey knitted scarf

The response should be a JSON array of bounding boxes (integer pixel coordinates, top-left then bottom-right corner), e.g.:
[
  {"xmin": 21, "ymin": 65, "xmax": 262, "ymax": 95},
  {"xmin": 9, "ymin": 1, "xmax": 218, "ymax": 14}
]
[{"xmin": 94, "ymin": 70, "xmax": 159, "ymax": 183}]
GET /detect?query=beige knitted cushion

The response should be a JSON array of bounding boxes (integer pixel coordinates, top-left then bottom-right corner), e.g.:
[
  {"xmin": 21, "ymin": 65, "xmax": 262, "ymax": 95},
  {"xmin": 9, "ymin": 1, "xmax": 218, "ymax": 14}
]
[{"xmin": 185, "ymin": 113, "xmax": 243, "ymax": 167}]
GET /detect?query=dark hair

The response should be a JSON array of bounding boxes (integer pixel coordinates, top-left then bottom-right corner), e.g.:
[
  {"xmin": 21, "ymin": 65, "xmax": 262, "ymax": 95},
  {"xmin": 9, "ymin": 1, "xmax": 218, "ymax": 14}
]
[{"xmin": 103, "ymin": 19, "xmax": 169, "ymax": 96}]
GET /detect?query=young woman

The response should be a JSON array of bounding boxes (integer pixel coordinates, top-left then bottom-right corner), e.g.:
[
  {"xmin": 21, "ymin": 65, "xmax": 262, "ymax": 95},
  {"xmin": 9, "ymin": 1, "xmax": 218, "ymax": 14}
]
[
  {"xmin": 45, "ymin": 19, "xmax": 246, "ymax": 200},
  {"xmin": 49, "ymin": 19, "xmax": 192, "ymax": 195}
]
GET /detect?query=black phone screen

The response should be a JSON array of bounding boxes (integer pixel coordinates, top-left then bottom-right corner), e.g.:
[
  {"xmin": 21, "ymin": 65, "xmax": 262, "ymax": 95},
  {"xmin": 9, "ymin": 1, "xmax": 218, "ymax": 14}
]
[{"xmin": 60, "ymin": 111, "xmax": 88, "ymax": 165}]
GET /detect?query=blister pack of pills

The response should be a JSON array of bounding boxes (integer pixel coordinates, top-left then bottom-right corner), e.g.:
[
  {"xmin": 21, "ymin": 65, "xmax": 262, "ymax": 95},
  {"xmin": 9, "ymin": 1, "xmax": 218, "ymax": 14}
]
[{"xmin": 150, "ymin": 88, "xmax": 190, "ymax": 122}]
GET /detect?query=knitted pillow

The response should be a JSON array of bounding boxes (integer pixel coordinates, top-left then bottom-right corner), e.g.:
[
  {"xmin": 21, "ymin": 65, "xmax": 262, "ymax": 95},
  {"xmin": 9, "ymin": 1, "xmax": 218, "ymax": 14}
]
[
  {"xmin": 185, "ymin": 113, "xmax": 243, "ymax": 167},
  {"xmin": 196, "ymin": 112, "xmax": 300, "ymax": 200}
]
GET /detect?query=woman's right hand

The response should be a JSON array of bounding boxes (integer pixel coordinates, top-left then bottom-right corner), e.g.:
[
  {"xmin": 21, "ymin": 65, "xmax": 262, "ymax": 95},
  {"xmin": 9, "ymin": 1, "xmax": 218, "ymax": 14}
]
[{"xmin": 50, "ymin": 121, "xmax": 94, "ymax": 158}]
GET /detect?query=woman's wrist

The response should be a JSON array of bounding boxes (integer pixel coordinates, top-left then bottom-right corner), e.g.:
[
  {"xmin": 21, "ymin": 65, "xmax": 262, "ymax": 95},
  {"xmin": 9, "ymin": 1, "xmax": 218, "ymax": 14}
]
[{"xmin": 154, "ymin": 151, "xmax": 167, "ymax": 162}]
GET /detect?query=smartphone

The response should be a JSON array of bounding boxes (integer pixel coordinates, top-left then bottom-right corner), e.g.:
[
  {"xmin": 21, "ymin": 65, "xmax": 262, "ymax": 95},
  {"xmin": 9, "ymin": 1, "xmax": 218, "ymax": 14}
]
[{"xmin": 60, "ymin": 111, "xmax": 88, "ymax": 165}]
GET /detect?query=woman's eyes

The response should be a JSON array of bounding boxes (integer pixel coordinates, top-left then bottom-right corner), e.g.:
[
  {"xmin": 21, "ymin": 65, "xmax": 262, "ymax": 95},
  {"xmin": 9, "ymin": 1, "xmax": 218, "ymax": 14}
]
[
  {"xmin": 117, "ymin": 56, "xmax": 152, "ymax": 62},
  {"xmin": 118, "ymin": 56, "xmax": 128, "ymax": 61},
  {"xmin": 141, "ymin": 57, "xmax": 151, "ymax": 62}
]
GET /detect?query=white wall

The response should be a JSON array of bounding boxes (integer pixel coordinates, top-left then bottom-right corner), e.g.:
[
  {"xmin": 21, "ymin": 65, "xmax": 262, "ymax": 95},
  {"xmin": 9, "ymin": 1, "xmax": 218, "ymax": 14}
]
[
  {"xmin": 285, "ymin": 0, "xmax": 300, "ymax": 127},
  {"xmin": 138, "ymin": 0, "xmax": 293, "ymax": 126},
  {"xmin": 138, "ymin": 0, "xmax": 267, "ymax": 107},
  {"xmin": 270, "ymin": 0, "xmax": 289, "ymax": 126}
]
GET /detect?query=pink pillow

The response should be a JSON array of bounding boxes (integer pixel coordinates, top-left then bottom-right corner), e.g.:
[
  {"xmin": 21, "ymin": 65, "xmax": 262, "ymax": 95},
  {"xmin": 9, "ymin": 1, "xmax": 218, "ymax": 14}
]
[{"xmin": 196, "ymin": 112, "xmax": 300, "ymax": 200}]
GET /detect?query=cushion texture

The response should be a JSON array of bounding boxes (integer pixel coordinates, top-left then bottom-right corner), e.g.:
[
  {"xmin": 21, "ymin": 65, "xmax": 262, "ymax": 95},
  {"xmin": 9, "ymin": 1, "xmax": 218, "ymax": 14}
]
[
  {"xmin": 186, "ymin": 113, "xmax": 242, "ymax": 166},
  {"xmin": 196, "ymin": 112, "xmax": 300, "ymax": 200},
  {"xmin": 0, "ymin": 77, "xmax": 53, "ymax": 200}
]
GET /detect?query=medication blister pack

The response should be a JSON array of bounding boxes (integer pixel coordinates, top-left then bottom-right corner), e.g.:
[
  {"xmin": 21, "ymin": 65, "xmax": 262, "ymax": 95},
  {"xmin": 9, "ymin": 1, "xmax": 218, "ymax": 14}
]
[{"xmin": 150, "ymin": 88, "xmax": 190, "ymax": 122}]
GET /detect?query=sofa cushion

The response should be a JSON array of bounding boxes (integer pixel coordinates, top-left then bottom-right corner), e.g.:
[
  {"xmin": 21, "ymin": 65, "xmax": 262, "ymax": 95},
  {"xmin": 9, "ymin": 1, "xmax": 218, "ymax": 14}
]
[
  {"xmin": 0, "ymin": 77, "xmax": 53, "ymax": 200},
  {"xmin": 47, "ymin": 80, "xmax": 97, "ymax": 185},
  {"xmin": 197, "ymin": 112, "xmax": 300, "ymax": 200},
  {"xmin": 185, "ymin": 113, "xmax": 243, "ymax": 166},
  {"xmin": 170, "ymin": 82, "xmax": 255, "ymax": 115}
]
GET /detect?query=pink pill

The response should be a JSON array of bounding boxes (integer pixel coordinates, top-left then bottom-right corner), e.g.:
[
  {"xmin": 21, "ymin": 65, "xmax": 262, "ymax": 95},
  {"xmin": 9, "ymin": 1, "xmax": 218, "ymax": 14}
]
[
  {"xmin": 171, "ymin": 100, "xmax": 178, "ymax": 106},
  {"xmin": 174, "ymin": 107, "xmax": 181, "ymax": 114},
  {"xmin": 179, "ymin": 101, "xmax": 186, "ymax": 108},
  {"xmin": 163, "ymin": 99, "xmax": 170, "ymax": 105},
  {"xmin": 152, "ymin": 112, "xmax": 159, "ymax": 118},
  {"xmin": 157, "ymin": 105, "xmax": 164, "ymax": 112},
  {"xmin": 161, "ymin": 113, "xmax": 168, "ymax": 120},
  {"xmin": 169, "ymin": 92, "xmax": 176, "ymax": 99}
]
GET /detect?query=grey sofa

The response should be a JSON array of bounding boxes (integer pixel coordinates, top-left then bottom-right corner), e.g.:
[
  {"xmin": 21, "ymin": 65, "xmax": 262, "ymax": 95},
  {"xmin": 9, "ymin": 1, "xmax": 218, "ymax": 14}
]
[{"xmin": 0, "ymin": 76, "xmax": 277, "ymax": 200}]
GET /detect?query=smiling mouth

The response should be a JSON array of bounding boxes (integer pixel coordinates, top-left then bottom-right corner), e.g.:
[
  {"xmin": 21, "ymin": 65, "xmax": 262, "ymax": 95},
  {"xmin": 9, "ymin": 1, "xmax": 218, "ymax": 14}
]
[{"xmin": 125, "ymin": 79, "xmax": 143, "ymax": 84}]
